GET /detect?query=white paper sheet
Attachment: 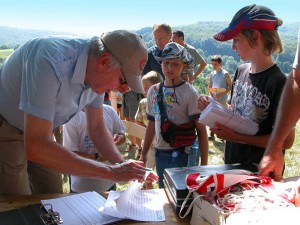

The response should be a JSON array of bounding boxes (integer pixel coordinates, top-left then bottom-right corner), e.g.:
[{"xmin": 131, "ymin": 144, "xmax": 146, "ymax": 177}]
[
  {"xmin": 102, "ymin": 181, "xmax": 166, "ymax": 221},
  {"xmin": 199, "ymin": 98, "xmax": 258, "ymax": 135}
]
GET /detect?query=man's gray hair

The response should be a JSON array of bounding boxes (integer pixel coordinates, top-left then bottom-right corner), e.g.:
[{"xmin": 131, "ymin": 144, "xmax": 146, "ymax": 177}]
[{"xmin": 88, "ymin": 36, "xmax": 121, "ymax": 70}]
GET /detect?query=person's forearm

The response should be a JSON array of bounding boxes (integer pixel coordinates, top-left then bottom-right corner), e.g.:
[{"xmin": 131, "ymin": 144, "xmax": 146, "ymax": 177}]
[
  {"xmin": 74, "ymin": 151, "xmax": 95, "ymax": 160},
  {"xmin": 198, "ymin": 135, "xmax": 208, "ymax": 165},
  {"xmin": 265, "ymin": 69, "xmax": 300, "ymax": 152},
  {"xmin": 194, "ymin": 63, "xmax": 207, "ymax": 78},
  {"xmin": 141, "ymin": 122, "xmax": 155, "ymax": 157},
  {"xmin": 26, "ymin": 138, "xmax": 113, "ymax": 179},
  {"xmin": 195, "ymin": 123, "xmax": 208, "ymax": 165},
  {"xmin": 233, "ymin": 133, "xmax": 270, "ymax": 148}
]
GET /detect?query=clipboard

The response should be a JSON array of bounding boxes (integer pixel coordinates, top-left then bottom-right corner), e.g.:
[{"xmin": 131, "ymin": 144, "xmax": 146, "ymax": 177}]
[{"xmin": 0, "ymin": 203, "xmax": 63, "ymax": 225}]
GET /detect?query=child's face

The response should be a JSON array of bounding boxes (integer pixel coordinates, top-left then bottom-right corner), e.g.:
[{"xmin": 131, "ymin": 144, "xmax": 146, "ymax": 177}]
[
  {"xmin": 161, "ymin": 59, "xmax": 186, "ymax": 80},
  {"xmin": 211, "ymin": 61, "xmax": 221, "ymax": 71},
  {"xmin": 232, "ymin": 32, "xmax": 254, "ymax": 61},
  {"xmin": 153, "ymin": 29, "xmax": 171, "ymax": 50},
  {"xmin": 142, "ymin": 80, "xmax": 153, "ymax": 97}
]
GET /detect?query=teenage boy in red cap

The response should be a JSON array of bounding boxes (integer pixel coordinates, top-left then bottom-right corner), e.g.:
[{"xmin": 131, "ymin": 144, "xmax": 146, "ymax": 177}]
[{"xmin": 197, "ymin": 4, "xmax": 295, "ymax": 168}]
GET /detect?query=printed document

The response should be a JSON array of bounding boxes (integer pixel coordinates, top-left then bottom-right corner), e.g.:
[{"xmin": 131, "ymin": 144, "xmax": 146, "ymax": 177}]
[
  {"xmin": 41, "ymin": 181, "xmax": 166, "ymax": 224},
  {"xmin": 102, "ymin": 181, "xmax": 166, "ymax": 221},
  {"xmin": 199, "ymin": 98, "xmax": 258, "ymax": 135}
]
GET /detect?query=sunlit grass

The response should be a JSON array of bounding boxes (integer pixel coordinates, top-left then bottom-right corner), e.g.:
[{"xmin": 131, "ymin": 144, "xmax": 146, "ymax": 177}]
[
  {"xmin": 284, "ymin": 122, "xmax": 300, "ymax": 178},
  {"xmin": 63, "ymin": 122, "xmax": 300, "ymax": 193},
  {"xmin": 0, "ymin": 49, "xmax": 13, "ymax": 58}
]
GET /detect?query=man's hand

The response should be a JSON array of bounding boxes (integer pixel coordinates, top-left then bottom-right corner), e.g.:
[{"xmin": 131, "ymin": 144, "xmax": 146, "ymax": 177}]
[
  {"xmin": 210, "ymin": 122, "xmax": 237, "ymax": 141},
  {"xmin": 108, "ymin": 159, "xmax": 146, "ymax": 182},
  {"xmin": 258, "ymin": 147, "xmax": 285, "ymax": 181},
  {"xmin": 113, "ymin": 134, "xmax": 126, "ymax": 145}
]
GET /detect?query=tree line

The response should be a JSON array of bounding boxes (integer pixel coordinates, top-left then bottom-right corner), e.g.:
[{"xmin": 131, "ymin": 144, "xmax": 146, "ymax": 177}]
[{"xmin": 0, "ymin": 22, "xmax": 299, "ymax": 80}]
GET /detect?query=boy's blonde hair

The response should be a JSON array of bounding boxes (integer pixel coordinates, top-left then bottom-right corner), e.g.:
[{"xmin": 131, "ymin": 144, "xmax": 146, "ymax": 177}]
[
  {"xmin": 142, "ymin": 71, "xmax": 163, "ymax": 85},
  {"xmin": 242, "ymin": 29, "xmax": 283, "ymax": 56}
]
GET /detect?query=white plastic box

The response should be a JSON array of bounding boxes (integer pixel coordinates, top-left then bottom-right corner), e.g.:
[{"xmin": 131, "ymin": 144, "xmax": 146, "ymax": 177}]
[{"xmin": 190, "ymin": 192, "xmax": 300, "ymax": 225}]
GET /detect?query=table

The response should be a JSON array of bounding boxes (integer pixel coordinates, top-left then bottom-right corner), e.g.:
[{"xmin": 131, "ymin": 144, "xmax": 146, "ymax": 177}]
[{"xmin": 0, "ymin": 189, "xmax": 190, "ymax": 225}]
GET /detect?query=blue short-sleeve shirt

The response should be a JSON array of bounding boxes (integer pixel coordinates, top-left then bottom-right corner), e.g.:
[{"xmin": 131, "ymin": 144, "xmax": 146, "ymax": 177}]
[{"xmin": 0, "ymin": 36, "xmax": 103, "ymax": 130}]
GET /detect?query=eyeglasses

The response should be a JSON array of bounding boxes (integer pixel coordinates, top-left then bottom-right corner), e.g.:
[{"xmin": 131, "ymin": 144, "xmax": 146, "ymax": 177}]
[{"xmin": 117, "ymin": 68, "xmax": 127, "ymax": 85}]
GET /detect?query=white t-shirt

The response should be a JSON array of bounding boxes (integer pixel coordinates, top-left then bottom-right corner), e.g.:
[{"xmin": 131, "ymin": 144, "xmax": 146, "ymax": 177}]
[
  {"xmin": 147, "ymin": 81, "xmax": 200, "ymax": 149},
  {"xmin": 63, "ymin": 105, "xmax": 126, "ymax": 193}
]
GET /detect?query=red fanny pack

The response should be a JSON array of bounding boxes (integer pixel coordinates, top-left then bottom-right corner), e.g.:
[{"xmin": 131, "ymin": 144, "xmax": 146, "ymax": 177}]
[
  {"xmin": 157, "ymin": 82, "xmax": 196, "ymax": 148},
  {"xmin": 161, "ymin": 119, "xmax": 196, "ymax": 148}
]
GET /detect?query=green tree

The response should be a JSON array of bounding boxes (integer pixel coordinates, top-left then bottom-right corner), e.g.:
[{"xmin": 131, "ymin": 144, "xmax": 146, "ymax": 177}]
[{"xmin": 0, "ymin": 45, "xmax": 9, "ymax": 49}]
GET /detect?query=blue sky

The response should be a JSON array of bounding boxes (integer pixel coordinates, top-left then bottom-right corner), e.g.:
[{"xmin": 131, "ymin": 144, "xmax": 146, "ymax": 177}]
[{"xmin": 1, "ymin": 0, "xmax": 299, "ymax": 35}]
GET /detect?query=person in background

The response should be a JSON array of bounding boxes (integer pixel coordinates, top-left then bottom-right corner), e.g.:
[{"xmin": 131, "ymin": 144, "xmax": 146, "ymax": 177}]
[
  {"xmin": 63, "ymin": 105, "xmax": 126, "ymax": 193},
  {"xmin": 104, "ymin": 92, "xmax": 111, "ymax": 105},
  {"xmin": 259, "ymin": 28, "xmax": 300, "ymax": 181},
  {"xmin": 116, "ymin": 91, "xmax": 123, "ymax": 120},
  {"xmin": 172, "ymin": 30, "xmax": 208, "ymax": 166},
  {"xmin": 197, "ymin": 4, "xmax": 295, "ymax": 168},
  {"xmin": 140, "ymin": 42, "xmax": 208, "ymax": 188},
  {"xmin": 208, "ymin": 55, "xmax": 232, "ymax": 140},
  {"xmin": 135, "ymin": 70, "xmax": 163, "ymax": 169},
  {"xmin": 142, "ymin": 23, "xmax": 173, "ymax": 78},
  {"xmin": 122, "ymin": 89, "xmax": 144, "ymax": 159},
  {"xmin": 172, "ymin": 30, "xmax": 207, "ymax": 84},
  {"xmin": 0, "ymin": 30, "xmax": 149, "ymax": 195}
]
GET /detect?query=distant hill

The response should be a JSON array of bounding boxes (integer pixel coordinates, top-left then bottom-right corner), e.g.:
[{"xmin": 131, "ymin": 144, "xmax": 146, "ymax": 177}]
[
  {"xmin": 1, "ymin": 22, "xmax": 299, "ymax": 48},
  {"xmin": 0, "ymin": 26, "xmax": 78, "ymax": 48},
  {"xmin": 0, "ymin": 22, "xmax": 299, "ymax": 75}
]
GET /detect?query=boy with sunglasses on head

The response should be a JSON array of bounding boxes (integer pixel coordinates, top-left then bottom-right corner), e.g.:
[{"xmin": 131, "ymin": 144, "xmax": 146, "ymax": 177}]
[
  {"xmin": 198, "ymin": 4, "xmax": 295, "ymax": 168},
  {"xmin": 140, "ymin": 42, "xmax": 208, "ymax": 188}
]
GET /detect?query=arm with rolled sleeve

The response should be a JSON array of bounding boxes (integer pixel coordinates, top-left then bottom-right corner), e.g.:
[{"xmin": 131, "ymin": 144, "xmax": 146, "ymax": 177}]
[{"xmin": 259, "ymin": 29, "xmax": 300, "ymax": 181}]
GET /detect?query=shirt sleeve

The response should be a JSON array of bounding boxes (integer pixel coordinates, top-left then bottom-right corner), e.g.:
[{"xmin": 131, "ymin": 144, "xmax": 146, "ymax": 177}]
[
  {"xmin": 112, "ymin": 112, "xmax": 126, "ymax": 134},
  {"xmin": 146, "ymin": 85, "xmax": 157, "ymax": 117},
  {"xmin": 192, "ymin": 48, "xmax": 205, "ymax": 65}
]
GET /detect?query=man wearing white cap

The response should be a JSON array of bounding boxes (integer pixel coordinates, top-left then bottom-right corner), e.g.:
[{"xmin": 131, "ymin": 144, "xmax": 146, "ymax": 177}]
[{"xmin": 0, "ymin": 30, "xmax": 150, "ymax": 194}]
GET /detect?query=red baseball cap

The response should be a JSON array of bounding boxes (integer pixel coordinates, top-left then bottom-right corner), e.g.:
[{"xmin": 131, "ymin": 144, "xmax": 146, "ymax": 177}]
[{"xmin": 214, "ymin": 4, "xmax": 282, "ymax": 42}]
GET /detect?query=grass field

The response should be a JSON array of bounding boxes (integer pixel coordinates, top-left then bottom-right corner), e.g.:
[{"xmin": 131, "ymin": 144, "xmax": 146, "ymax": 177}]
[
  {"xmin": 63, "ymin": 122, "xmax": 300, "ymax": 193},
  {"xmin": 0, "ymin": 49, "xmax": 13, "ymax": 58},
  {"xmin": 283, "ymin": 122, "xmax": 300, "ymax": 178},
  {"xmin": 208, "ymin": 122, "xmax": 300, "ymax": 178}
]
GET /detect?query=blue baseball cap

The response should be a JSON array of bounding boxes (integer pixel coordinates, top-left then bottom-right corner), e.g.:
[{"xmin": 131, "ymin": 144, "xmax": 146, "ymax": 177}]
[{"xmin": 214, "ymin": 4, "xmax": 282, "ymax": 42}]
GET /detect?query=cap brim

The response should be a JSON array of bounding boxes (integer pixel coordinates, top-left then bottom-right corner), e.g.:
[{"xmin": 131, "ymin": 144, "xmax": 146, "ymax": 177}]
[
  {"xmin": 214, "ymin": 18, "xmax": 278, "ymax": 42},
  {"xmin": 123, "ymin": 67, "xmax": 144, "ymax": 93},
  {"xmin": 213, "ymin": 27, "xmax": 239, "ymax": 42}
]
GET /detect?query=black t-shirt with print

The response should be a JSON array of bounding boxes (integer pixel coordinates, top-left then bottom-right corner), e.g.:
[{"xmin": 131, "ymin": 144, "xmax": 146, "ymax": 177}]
[{"xmin": 225, "ymin": 63, "xmax": 286, "ymax": 165}]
